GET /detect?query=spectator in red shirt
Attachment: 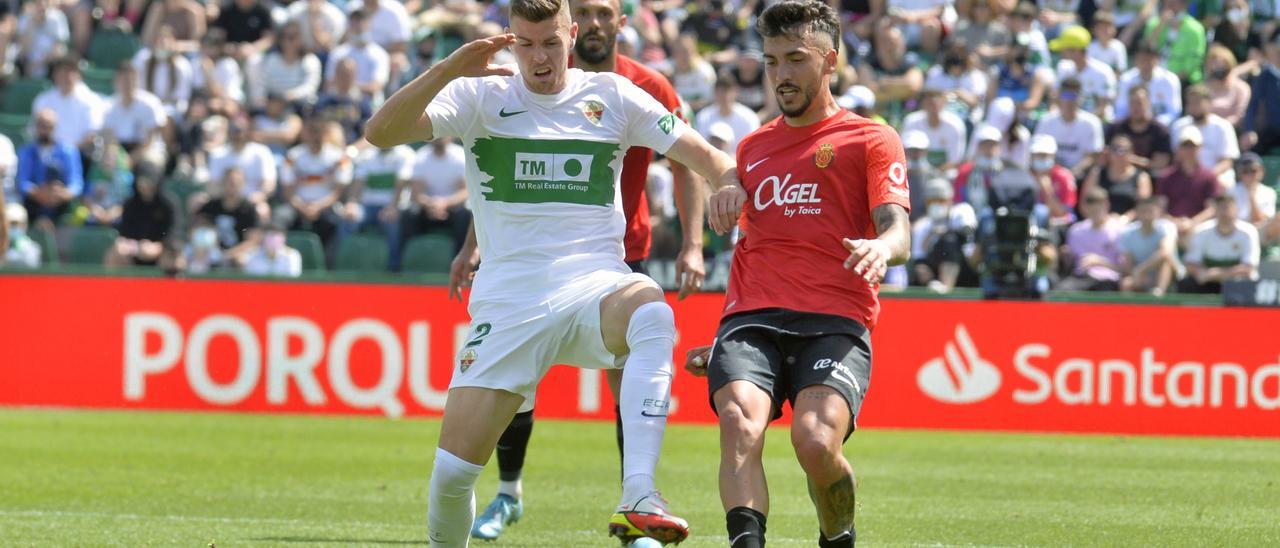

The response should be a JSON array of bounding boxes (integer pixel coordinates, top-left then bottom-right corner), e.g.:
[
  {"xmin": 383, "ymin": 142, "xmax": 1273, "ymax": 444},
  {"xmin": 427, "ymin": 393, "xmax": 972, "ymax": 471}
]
[
  {"xmin": 1028, "ymin": 134, "xmax": 1078, "ymax": 224},
  {"xmin": 1155, "ymin": 125, "xmax": 1220, "ymax": 238}
]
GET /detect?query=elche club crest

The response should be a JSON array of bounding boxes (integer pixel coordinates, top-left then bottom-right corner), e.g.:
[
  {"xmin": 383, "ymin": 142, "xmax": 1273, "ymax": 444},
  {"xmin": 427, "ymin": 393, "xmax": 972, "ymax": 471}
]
[
  {"xmin": 815, "ymin": 143, "xmax": 835, "ymax": 168},
  {"xmin": 580, "ymin": 100, "xmax": 605, "ymax": 126},
  {"xmin": 460, "ymin": 349, "xmax": 478, "ymax": 373}
]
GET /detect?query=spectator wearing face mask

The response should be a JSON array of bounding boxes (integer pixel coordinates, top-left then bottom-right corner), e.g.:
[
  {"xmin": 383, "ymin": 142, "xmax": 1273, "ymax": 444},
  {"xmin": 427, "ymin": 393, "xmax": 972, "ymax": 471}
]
[
  {"xmin": 911, "ymin": 177, "xmax": 979, "ymax": 292},
  {"xmin": 1180, "ymin": 194, "xmax": 1261, "ymax": 293},
  {"xmin": 1213, "ymin": 0, "xmax": 1256, "ymax": 63},
  {"xmin": 183, "ymin": 218, "xmax": 224, "ymax": 274},
  {"xmin": 1027, "ymin": 135, "xmax": 1078, "ymax": 224},
  {"xmin": 324, "ymin": 10, "xmax": 389, "ymax": 103},
  {"xmin": 1119, "ymin": 196, "xmax": 1180, "ymax": 296},
  {"xmin": 967, "ymin": 97, "xmax": 1031, "ymax": 170},
  {"xmin": 1201, "ymin": 45, "xmax": 1250, "ymax": 127},
  {"xmin": 243, "ymin": 223, "xmax": 302, "ymax": 277},
  {"xmin": 4, "ymin": 202, "xmax": 41, "ymax": 268},
  {"xmin": 904, "ymin": 130, "xmax": 941, "ymax": 221},
  {"xmin": 953, "ymin": 125, "xmax": 1041, "ymax": 217},
  {"xmin": 1059, "ymin": 186, "xmax": 1125, "ymax": 291}
]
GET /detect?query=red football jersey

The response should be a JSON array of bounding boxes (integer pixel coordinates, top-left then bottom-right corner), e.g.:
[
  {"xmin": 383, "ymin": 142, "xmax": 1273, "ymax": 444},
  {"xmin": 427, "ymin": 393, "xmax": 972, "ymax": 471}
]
[
  {"xmin": 724, "ymin": 110, "xmax": 910, "ymax": 330},
  {"xmin": 574, "ymin": 55, "xmax": 684, "ymax": 262}
]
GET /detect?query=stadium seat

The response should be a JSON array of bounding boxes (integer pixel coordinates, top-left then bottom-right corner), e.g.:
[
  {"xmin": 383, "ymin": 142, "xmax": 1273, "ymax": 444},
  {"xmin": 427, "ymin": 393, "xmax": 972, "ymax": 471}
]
[
  {"xmin": 286, "ymin": 230, "xmax": 326, "ymax": 272},
  {"xmin": 0, "ymin": 112, "xmax": 30, "ymax": 148},
  {"xmin": 66, "ymin": 226, "xmax": 118, "ymax": 265},
  {"xmin": 334, "ymin": 234, "xmax": 389, "ymax": 272},
  {"xmin": 400, "ymin": 234, "xmax": 454, "ymax": 274},
  {"xmin": 2, "ymin": 78, "xmax": 51, "ymax": 114},
  {"xmin": 82, "ymin": 66, "xmax": 116, "ymax": 96},
  {"xmin": 27, "ymin": 228, "xmax": 59, "ymax": 266},
  {"xmin": 87, "ymin": 31, "xmax": 141, "ymax": 70},
  {"xmin": 1262, "ymin": 156, "xmax": 1280, "ymax": 190}
]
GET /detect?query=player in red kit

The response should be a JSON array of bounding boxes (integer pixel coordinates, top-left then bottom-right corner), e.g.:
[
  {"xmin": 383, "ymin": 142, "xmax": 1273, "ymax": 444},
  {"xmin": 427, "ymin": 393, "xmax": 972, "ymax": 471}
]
[
  {"xmin": 457, "ymin": 0, "xmax": 708, "ymax": 542},
  {"xmin": 688, "ymin": 1, "xmax": 912, "ymax": 547}
]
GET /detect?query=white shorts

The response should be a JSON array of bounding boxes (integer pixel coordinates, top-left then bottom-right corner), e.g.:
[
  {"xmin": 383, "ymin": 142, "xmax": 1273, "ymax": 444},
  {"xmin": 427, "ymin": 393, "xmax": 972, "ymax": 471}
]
[{"xmin": 451, "ymin": 268, "xmax": 657, "ymax": 412}]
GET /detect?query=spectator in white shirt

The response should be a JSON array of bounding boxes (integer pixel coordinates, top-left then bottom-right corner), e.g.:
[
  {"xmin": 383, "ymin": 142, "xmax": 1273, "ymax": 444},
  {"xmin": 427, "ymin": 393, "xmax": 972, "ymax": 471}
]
[
  {"xmin": 1169, "ymin": 84, "xmax": 1240, "ymax": 187},
  {"xmin": 1050, "ymin": 25, "xmax": 1117, "ymax": 120},
  {"xmin": 694, "ymin": 74, "xmax": 761, "ymax": 156},
  {"xmin": 277, "ymin": 118, "xmax": 351, "ymax": 249},
  {"xmin": 405, "ymin": 138, "xmax": 470, "ymax": 253},
  {"xmin": 287, "ymin": 0, "xmax": 347, "ymax": 53},
  {"xmin": 346, "ymin": 144, "xmax": 416, "ymax": 268},
  {"xmin": 102, "ymin": 62, "xmax": 168, "ymax": 164},
  {"xmin": 324, "ymin": 10, "xmax": 390, "ymax": 103},
  {"xmin": 243, "ymin": 224, "xmax": 303, "ymax": 277},
  {"xmin": 1180, "ymin": 194, "xmax": 1261, "ymax": 293},
  {"xmin": 0, "ymin": 132, "xmax": 16, "ymax": 198},
  {"xmin": 249, "ymin": 23, "xmax": 322, "ymax": 110},
  {"xmin": 351, "ymin": 0, "xmax": 411, "ymax": 93},
  {"xmin": 903, "ymin": 89, "xmax": 968, "ymax": 172},
  {"xmin": 16, "ymin": 0, "xmax": 69, "ymax": 78},
  {"xmin": 924, "ymin": 43, "xmax": 989, "ymax": 122},
  {"xmin": 133, "ymin": 27, "xmax": 195, "ymax": 121},
  {"xmin": 1232, "ymin": 154, "xmax": 1279, "ymax": 241},
  {"xmin": 194, "ymin": 28, "xmax": 247, "ymax": 117},
  {"xmin": 207, "ymin": 117, "xmax": 276, "ymax": 219},
  {"xmin": 1034, "ymin": 78, "xmax": 1104, "ymax": 180},
  {"xmin": 670, "ymin": 33, "xmax": 716, "ymax": 112},
  {"xmin": 1086, "ymin": 11, "xmax": 1128, "ymax": 74},
  {"xmin": 32, "ymin": 56, "xmax": 104, "ymax": 164},
  {"xmin": 1114, "ymin": 41, "xmax": 1182, "ymax": 127}
]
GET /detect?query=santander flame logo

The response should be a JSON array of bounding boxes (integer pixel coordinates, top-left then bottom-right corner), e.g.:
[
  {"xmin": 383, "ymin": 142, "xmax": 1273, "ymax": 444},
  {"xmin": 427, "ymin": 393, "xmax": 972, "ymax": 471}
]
[{"xmin": 917, "ymin": 324, "xmax": 1002, "ymax": 404}]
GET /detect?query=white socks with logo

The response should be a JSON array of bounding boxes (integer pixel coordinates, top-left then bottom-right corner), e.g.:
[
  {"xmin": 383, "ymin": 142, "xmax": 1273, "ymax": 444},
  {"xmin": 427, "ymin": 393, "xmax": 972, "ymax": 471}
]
[
  {"xmin": 428, "ymin": 447, "xmax": 483, "ymax": 547},
  {"xmin": 618, "ymin": 301, "xmax": 676, "ymax": 504}
]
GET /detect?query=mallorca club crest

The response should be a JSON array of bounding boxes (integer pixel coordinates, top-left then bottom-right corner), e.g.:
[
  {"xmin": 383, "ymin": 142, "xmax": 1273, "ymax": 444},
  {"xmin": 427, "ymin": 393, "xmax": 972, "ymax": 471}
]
[
  {"xmin": 581, "ymin": 100, "xmax": 605, "ymax": 126},
  {"xmin": 460, "ymin": 349, "xmax": 478, "ymax": 373},
  {"xmin": 815, "ymin": 143, "xmax": 835, "ymax": 168}
]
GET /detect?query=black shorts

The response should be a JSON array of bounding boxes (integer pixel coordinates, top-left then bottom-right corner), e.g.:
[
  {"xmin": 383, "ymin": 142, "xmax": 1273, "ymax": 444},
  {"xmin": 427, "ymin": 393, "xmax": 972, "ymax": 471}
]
[{"xmin": 707, "ymin": 309, "xmax": 872, "ymax": 435}]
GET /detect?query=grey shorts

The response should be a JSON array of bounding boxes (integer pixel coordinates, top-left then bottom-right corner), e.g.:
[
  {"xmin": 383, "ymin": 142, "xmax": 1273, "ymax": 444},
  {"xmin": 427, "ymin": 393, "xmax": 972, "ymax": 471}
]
[{"xmin": 707, "ymin": 309, "xmax": 872, "ymax": 435}]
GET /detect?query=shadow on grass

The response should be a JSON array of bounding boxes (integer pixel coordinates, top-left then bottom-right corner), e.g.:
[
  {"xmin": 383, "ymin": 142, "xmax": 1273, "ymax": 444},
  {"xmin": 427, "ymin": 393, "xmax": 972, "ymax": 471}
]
[{"xmin": 251, "ymin": 537, "xmax": 423, "ymax": 545}]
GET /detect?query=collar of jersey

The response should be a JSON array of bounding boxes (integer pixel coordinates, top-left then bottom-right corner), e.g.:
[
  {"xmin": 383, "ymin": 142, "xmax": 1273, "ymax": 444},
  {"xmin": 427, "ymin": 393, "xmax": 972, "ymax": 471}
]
[{"xmin": 513, "ymin": 67, "xmax": 586, "ymax": 108}]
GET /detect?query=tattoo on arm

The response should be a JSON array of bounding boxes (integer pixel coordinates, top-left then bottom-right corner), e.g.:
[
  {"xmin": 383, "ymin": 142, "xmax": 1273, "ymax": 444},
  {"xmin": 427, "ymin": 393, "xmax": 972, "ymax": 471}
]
[{"xmin": 872, "ymin": 203, "xmax": 912, "ymax": 266}]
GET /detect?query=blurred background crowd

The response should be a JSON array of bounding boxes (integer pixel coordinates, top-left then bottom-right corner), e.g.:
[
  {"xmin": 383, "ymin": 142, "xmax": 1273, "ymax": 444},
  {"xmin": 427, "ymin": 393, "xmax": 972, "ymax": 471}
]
[{"xmin": 1, "ymin": 0, "xmax": 1279, "ymax": 295}]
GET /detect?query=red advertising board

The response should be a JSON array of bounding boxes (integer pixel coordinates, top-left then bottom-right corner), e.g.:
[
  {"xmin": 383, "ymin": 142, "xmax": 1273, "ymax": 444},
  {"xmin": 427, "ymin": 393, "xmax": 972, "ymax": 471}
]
[{"xmin": 1, "ymin": 274, "xmax": 1277, "ymax": 437}]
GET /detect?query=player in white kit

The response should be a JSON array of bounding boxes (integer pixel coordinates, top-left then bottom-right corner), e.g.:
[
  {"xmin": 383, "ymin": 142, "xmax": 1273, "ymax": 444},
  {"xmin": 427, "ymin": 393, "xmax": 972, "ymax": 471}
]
[{"xmin": 364, "ymin": 0, "xmax": 746, "ymax": 545}]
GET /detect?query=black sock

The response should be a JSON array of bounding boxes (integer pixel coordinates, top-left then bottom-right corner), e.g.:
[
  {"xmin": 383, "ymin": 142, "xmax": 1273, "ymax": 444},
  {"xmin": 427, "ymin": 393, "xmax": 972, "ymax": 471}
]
[
  {"xmin": 726, "ymin": 506, "xmax": 767, "ymax": 547},
  {"xmin": 817, "ymin": 529, "xmax": 855, "ymax": 548},
  {"xmin": 496, "ymin": 410, "xmax": 534, "ymax": 482},
  {"xmin": 614, "ymin": 404, "xmax": 624, "ymax": 481}
]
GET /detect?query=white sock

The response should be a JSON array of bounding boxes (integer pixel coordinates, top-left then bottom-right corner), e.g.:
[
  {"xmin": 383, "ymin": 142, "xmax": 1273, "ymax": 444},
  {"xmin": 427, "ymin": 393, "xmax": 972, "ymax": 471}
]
[
  {"xmin": 618, "ymin": 301, "xmax": 675, "ymax": 504},
  {"xmin": 428, "ymin": 448, "xmax": 483, "ymax": 547},
  {"xmin": 498, "ymin": 479, "xmax": 522, "ymax": 499}
]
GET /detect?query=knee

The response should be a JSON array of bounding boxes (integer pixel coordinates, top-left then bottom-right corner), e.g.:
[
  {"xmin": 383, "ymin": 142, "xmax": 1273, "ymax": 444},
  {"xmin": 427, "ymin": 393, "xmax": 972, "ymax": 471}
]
[
  {"xmin": 791, "ymin": 425, "xmax": 843, "ymax": 474},
  {"xmin": 718, "ymin": 400, "xmax": 766, "ymax": 451}
]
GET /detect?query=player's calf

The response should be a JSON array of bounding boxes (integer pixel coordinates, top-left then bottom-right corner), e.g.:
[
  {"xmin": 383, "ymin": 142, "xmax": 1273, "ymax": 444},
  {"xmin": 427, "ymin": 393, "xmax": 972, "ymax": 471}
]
[{"xmin": 792, "ymin": 386, "xmax": 857, "ymax": 546}]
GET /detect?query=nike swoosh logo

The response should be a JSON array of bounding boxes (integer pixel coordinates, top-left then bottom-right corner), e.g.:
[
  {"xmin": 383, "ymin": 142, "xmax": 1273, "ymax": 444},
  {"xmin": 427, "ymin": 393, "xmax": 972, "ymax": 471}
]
[
  {"xmin": 746, "ymin": 157, "xmax": 769, "ymax": 172},
  {"xmin": 499, "ymin": 108, "xmax": 528, "ymax": 118},
  {"xmin": 640, "ymin": 411, "xmax": 668, "ymax": 418},
  {"xmin": 729, "ymin": 531, "xmax": 755, "ymax": 546}
]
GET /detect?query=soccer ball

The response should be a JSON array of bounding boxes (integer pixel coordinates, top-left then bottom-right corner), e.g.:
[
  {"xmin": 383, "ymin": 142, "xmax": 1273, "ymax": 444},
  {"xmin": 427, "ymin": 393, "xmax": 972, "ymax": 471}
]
[{"xmin": 627, "ymin": 538, "xmax": 664, "ymax": 548}]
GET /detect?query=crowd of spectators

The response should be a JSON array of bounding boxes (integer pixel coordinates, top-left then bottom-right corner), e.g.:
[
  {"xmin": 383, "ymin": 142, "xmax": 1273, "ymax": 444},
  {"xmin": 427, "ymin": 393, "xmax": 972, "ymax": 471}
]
[{"xmin": 0, "ymin": 0, "xmax": 1278, "ymax": 295}]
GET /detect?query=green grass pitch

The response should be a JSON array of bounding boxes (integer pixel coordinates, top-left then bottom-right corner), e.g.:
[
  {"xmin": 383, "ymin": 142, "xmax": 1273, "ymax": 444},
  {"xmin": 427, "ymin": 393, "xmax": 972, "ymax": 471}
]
[{"xmin": 2, "ymin": 408, "xmax": 1278, "ymax": 546}]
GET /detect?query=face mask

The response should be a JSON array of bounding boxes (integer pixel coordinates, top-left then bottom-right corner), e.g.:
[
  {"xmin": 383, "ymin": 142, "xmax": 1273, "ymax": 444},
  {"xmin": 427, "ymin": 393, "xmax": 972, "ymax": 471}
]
[
  {"xmin": 1032, "ymin": 157, "xmax": 1055, "ymax": 171},
  {"xmin": 975, "ymin": 155, "xmax": 999, "ymax": 171},
  {"xmin": 264, "ymin": 233, "xmax": 286, "ymax": 252},
  {"xmin": 927, "ymin": 203, "xmax": 948, "ymax": 222},
  {"xmin": 908, "ymin": 157, "xmax": 928, "ymax": 170},
  {"xmin": 193, "ymin": 227, "xmax": 217, "ymax": 248},
  {"xmin": 8, "ymin": 226, "xmax": 25, "ymax": 243},
  {"xmin": 1210, "ymin": 68, "xmax": 1229, "ymax": 80},
  {"xmin": 1227, "ymin": 7, "xmax": 1247, "ymax": 23},
  {"xmin": 155, "ymin": 49, "xmax": 171, "ymax": 60},
  {"xmin": 354, "ymin": 32, "xmax": 371, "ymax": 45}
]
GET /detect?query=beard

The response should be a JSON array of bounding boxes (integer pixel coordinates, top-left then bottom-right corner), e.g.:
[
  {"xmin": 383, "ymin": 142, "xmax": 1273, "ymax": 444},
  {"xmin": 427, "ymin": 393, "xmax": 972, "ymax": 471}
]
[
  {"xmin": 776, "ymin": 83, "xmax": 815, "ymax": 118},
  {"xmin": 574, "ymin": 29, "xmax": 615, "ymax": 65}
]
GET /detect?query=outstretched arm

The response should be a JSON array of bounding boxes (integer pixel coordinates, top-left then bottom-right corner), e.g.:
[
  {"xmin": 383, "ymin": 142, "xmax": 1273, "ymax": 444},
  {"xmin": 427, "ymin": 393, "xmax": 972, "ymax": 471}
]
[
  {"xmin": 663, "ymin": 130, "xmax": 744, "ymax": 235},
  {"xmin": 843, "ymin": 203, "xmax": 912, "ymax": 284},
  {"xmin": 366, "ymin": 34, "xmax": 516, "ymax": 148}
]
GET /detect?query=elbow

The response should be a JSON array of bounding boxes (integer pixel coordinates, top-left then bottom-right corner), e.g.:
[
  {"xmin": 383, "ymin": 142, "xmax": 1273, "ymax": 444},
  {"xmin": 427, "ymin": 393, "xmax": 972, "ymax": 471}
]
[{"xmin": 364, "ymin": 122, "xmax": 393, "ymax": 149}]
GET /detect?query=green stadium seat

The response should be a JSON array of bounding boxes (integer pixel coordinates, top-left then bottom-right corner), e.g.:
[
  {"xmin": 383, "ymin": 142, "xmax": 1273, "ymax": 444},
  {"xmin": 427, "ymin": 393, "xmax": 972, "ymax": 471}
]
[
  {"xmin": 66, "ymin": 226, "xmax": 118, "ymax": 265},
  {"xmin": 82, "ymin": 66, "xmax": 116, "ymax": 96},
  {"xmin": 87, "ymin": 30, "xmax": 141, "ymax": 70},
  {"xmin": 27, "ymin": 228, "xmax": 59, "ymax": 266},
  {"xmin": 2, "ymin": 78, "xmax": 51, "ymax": 114},
  {"xmin": 334, "ymin": 234, "xmax": 388, "ymax": 273},
  {"xmin": 0, "ymin": 112, "xmax": 30, "ymax": 148},
  {"xmin": 1261, "ymin": 156, "xmax": 1280, "ymax": 190},
  {"xmin": 286, "ymin": 230, "xmax": 326, "ymax": 272},
  {"xmin": 400, "ymin": 234, "xmax": 454, "ymax": 274}
]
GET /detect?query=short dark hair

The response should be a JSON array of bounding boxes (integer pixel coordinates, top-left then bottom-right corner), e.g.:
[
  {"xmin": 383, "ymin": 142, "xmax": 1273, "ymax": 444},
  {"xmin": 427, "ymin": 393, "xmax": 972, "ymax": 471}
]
[
  {"xmin": 511, "ymin": 0, "xmax": 566, "ymax": 23},
  {"xmin": 756, "ymin": 0, "xmax": 841, "ymax": 53},
  {"xmin": 715, "ymin": 71, "xmax": 738, "ymax": 90},
  {"xmin": 1060, "ymin": 77, "xmax": 1083, "ymax": 93},
  {"xmin": 1136, "ymin": 195, "xmax": 1166, "ymax": 209}
]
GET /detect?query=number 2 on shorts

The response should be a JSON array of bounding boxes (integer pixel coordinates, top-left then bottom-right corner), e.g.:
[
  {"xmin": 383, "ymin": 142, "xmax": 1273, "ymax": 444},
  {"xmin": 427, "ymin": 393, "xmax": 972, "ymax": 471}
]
[{"xmin": 465, "ymin": 323, "xmax": 492, "ymax": 348}]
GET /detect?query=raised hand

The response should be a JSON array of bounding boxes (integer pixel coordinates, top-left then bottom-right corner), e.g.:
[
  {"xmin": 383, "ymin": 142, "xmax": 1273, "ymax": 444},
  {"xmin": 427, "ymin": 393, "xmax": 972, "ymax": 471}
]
[{"xmin": 441, "ymin": 34, "xmax": 518, "ymax": 79}]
